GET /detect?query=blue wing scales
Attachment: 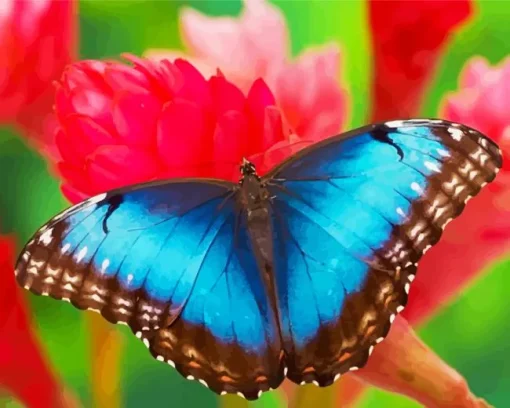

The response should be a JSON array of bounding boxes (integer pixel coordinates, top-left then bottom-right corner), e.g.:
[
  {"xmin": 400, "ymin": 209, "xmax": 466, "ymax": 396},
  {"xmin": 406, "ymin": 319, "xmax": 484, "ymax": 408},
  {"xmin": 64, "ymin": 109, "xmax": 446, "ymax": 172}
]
[
  {"xmin": 15, "ymin": 180, "xmax": 284, "ymax": 399},
  {"xmin": 265, "ymin": 119, "xmax": 502, "ymax": 385}
]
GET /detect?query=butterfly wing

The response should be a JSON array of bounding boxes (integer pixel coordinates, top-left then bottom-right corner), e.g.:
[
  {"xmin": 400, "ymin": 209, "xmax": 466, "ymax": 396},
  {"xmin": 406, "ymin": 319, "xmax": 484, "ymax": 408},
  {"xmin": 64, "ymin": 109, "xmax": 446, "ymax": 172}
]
[
  {"xmin": 264, "ymin": 119, "xmax": 502, "ymax": 385},
  {"xmin": 15, "ymin": 179, "xmax": 283, "ymax": 399}
]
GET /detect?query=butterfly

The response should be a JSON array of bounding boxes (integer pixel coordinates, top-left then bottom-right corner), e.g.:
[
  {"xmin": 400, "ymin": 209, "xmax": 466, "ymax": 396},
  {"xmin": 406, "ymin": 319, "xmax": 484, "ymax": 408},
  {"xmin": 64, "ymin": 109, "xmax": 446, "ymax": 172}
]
[{"xmin": 15, "ymin": 119, "xmax": 502, "ymax": 400}]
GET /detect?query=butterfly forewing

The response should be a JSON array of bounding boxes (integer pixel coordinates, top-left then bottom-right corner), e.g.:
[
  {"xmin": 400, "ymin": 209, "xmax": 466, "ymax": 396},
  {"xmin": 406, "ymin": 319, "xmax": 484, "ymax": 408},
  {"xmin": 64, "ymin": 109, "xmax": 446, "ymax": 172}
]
[{"xmin": 264, "ymin": 119, "xmax": 502, "ymax": 385}]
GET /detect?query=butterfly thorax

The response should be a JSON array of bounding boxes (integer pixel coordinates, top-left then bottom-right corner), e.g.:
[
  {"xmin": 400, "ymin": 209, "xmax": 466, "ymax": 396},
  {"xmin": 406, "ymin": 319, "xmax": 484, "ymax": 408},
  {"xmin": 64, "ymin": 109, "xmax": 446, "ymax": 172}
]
[
  {"xmin": 238, "ymin": 159, "xmax": 270, "ymax": 213},
  {"xmin": 238, "ymin": 162, "xmax": 281, "ymax": 330},
  {"xmin": 238, "ymin": 161, "xmax": 273, "ymax": 267}
]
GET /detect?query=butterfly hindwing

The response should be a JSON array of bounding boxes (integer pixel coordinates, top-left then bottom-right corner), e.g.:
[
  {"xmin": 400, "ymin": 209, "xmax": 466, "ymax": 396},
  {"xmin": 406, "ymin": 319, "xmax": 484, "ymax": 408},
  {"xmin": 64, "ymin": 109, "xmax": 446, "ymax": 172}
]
[
  {"xmin": 146, "ymin": 210, "xmax": 284, "ymax": 399},
  {"xmin": 15, "ymin": 179, "xmax": 283, "ymax": 399},
  {"xmin": 265, "ymin": 119, "xmax": 502, "ymax": 385}
]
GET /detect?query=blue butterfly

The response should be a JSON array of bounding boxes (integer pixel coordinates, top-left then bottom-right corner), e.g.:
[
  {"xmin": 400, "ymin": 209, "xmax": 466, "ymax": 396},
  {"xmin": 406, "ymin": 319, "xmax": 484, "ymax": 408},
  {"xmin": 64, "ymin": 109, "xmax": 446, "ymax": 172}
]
[{"xmin": 15, "ymin": 119, "xmax": 502, "ymax": 400}]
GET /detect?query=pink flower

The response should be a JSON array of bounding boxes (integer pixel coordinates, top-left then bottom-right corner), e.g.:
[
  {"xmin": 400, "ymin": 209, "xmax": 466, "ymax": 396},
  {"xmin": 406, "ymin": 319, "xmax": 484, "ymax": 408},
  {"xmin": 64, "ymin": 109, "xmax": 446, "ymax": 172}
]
[
  {"xmin": 47, "ymin": 55, "xmax": 491, "ymax": 407},
  {"xmin": 0, "ymin": 233, "xmax": 78, "ymax": 408},
  {"xmin": 368, "ymin": 0, "xmax": 472, "ymax": 121},
  {"xmin": 53, "ymin": 55, "xmax": 297, "ymax": 204},
  {"xmin": 404, "ymin": 56, "xmax": 510, "ymax": 324},
  {"xmin": 145, "ymin": 0, "xmax": 347, "ymax": 142},
  {"xmin": 0, "ymin": 0, "xmax": 77, "ymax": 156}
]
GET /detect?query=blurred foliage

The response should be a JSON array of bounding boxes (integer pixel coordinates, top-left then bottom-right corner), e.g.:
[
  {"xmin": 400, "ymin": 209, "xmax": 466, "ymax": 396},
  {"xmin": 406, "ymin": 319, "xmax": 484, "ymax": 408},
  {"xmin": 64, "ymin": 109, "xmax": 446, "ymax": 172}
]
[{"xmin": 0, "ymin": 0, "xmax": 509, "ymax": 407}]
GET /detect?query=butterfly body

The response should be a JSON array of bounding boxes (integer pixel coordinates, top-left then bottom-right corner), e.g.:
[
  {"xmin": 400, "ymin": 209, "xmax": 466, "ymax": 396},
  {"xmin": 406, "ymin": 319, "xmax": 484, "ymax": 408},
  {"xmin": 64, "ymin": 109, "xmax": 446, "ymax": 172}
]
[{"xmin": 15, "ymin": 119, "xmax": 502, "ymax": 400}]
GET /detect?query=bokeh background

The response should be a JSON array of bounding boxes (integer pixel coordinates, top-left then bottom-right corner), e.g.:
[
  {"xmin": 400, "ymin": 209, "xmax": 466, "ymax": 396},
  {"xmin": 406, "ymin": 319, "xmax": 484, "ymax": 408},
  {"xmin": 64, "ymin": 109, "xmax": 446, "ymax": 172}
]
[{"xmin": 1, "ymin": 1, "xmax": 510, "ymax": 407}]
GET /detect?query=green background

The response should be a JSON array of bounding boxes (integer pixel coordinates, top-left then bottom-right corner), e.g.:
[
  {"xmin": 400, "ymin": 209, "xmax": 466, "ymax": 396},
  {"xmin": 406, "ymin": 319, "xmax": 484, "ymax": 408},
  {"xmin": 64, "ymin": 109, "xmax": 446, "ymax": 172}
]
[{"xmin": 1, "ymin": 0, "xmax": 509, "ymax": 407}]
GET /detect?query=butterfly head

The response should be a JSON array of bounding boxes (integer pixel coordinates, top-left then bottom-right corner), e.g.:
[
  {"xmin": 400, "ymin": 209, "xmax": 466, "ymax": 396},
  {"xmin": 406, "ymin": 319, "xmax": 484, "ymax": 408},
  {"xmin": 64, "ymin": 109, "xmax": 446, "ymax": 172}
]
[{"xmin": 240, "ymin": 158, "xmax": 259, "ymax": 181}]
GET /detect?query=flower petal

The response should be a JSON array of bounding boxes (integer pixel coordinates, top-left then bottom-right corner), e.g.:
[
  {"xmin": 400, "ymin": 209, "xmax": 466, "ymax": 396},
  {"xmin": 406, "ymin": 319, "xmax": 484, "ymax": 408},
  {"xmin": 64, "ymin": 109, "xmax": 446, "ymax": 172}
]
[
  {"xmin": 104, "ymin": 62, "xmax": 152, "ymax": 93},
  {"xmin": 209, "ymin": 75, "xmax": 246, "ymax": 115},
  {"xmin": 145, "ymin": 49, "xmax": 217, "ymax": 81},
  {"xmin": 213, "ymin": 110, "xmax": 248, "ymax": 181},
  {"xmin": 157, "ymin": 99, "xmax": 207, "ymax": 174},
  {"xmin": 57, "ymin": 161, "xmax": 96, "ymax": 198},
  {"xmin": 179, "ymin": 0, "xmax": 288, "ymax": 87},
  {"xmin": 57, "ymin": 114, "xmax": 116, "ymax": 167},
  {"xmin": 269, "ymin": 44, "xmax": 347, "ymax": 140},
  {"xmin": 245, "ymin": 78, "xmax": 280, "ymax": 154},
  {"xmin": 174, "ymin": 59, "xmax": 212, "ymax": 108},
  {"xmin": 112, "ymin": 90, "xmax": 161, "ymax": 148},
  {"xmin": 86, "ymin": 145, "xmax": 160, "ymax": 192},
  {"xmin": 353, "ymin": 316, "xmax": 491, "ymax": 408},
  {"xmin": 61, "ymin": 182, "xmax": 90, "ymax": 204}
]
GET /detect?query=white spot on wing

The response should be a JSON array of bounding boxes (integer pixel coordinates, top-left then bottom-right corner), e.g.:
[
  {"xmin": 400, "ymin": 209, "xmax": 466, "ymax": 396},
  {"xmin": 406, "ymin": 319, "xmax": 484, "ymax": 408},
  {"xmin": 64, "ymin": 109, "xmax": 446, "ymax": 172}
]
[
  {"xmin": 424, "ymin": 161, "xmax": 441, "ymax": 173},
  {"xmin": 410, "ymin": 182, "xmax": 424, "ymax": 195},
  {"xmin": 76, "ymin": 246, "xmax": 88, "ymax": 262},
  {"xmin": 39, "ymin": 228, "xmax": 53, "ymax": 246},
  {"xmin": 101, "ymin": 259, "xmax": 110, "ymax": 274},
  {"xmin": 385, "ymin": 120, "xmax": 405, "ymax": 128},
  {"xmin": 87, "ymin": 193, "xmax": 107, "ymax": 206},
  {"xmin": 63, "ymin": 283, "xmax": 75, "ymax": 292},
  {"xmin": 448, "ymin": 127, "xmax": 463, "ymax": 141},
  {"xmin": 437, "ymin": 148, "xmax": 451, "ymax": 157}
]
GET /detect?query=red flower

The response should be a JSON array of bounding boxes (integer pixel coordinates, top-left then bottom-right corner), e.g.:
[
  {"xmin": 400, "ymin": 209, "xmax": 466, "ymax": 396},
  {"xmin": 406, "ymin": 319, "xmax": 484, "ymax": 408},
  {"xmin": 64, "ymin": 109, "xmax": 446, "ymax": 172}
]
[
  {"xmin": 0, "ymin": 234, "xmax": 76, "ymax": 408},
  {"xmin": 368, "ymin": 0, "xmax": 471, "ymax": 121},
  {"xmin": 0, "ymin": 0, "xmax": 76, "ymax": 157},
  {"xmin": 53, "ymin": 55, "xmax": 299, "ymax": 204},
  {"xmin": 146, "ymin": 0, "xmax": 347, "ymax": 143},
  {"xmin": 47, "ymin": 56, "xmax": 492, "ymax": 407}
]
